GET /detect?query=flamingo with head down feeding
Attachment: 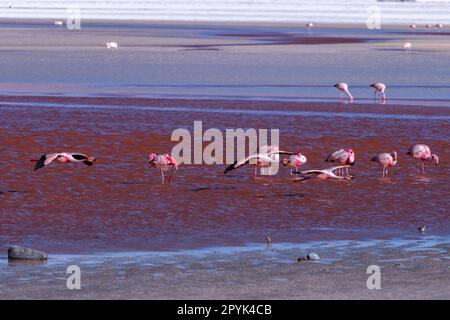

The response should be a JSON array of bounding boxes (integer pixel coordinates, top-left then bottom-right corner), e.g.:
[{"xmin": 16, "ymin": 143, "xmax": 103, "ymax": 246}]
[
  {"xmin": 370, "ymin": 83, "xmax": 386, "ymax": 101},
  {"xmin": 148, "ymin": 153, "xmax": 178, "ymax": 184},
  {"xmin": 406, "ymin": 144, "xmax": 439, "ymax": 174},
  {"xmin": 334, "ymin": 83, "xmax": 353, "ymax": 101},
  {"xmin": 325, "ymin": 148, "xmax": 355, "ymax": 175},
  {"xmin": 371, "ymin": 151, "xmax": 397, "ymax": 177}
]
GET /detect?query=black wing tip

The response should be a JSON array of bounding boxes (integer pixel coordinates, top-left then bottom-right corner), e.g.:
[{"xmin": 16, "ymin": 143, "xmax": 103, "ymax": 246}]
[
  {"xmin": 224, "ymin": 161, "xmax": 237, "ymax": 174},
  {"xmin": 33, "ymin": 155, "xmax": 47, "ymax": 171}
]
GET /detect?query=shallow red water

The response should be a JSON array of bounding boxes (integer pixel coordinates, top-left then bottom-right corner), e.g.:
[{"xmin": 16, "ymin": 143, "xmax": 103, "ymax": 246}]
[{"xmin": 0, "ymin": 97, "xmax": 449, "ymax": 253}]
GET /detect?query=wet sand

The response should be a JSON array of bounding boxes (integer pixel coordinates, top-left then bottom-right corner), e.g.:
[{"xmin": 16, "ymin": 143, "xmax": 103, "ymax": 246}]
[
  {"xmin": 1, "ymin": 239, "xmax": 449, "ymax": 299},
  {"xmin": 0, "ymin": 21, "xmax": 449, "ymax": 299}
]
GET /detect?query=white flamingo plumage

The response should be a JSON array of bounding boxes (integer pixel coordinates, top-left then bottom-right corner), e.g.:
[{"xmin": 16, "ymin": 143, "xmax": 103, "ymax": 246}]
[
  {"xmin": 282, "ymin": 152, "xmax": 307, "ymax": 174},
  {"xmin": 224, "ymin": 145, "xmax": 295, "ymax": 177},
  {"xmin": 371, "ymin": 151, "xmax": 397, "ymax": 177},
  {"xmin": 334, "ymin": 83, "xmax": 353, "ymax": 101},
  {"xmin": 148, "ymin": 153, "xmax": 178, "ymax": 184},
  {"xmin": 406, "ymin": 144, "xmax": 439, "ymax": 174},
  {"xmin": 370, "ymin": 83, "xmax": 386, "ymax": 101},
  {"xmin": 294, "ymin": 165, "xmax": 354, "ymax": 182},
  {"xmin": 31, "ymin": 153, "xmax": 96, "ymax": 171}
]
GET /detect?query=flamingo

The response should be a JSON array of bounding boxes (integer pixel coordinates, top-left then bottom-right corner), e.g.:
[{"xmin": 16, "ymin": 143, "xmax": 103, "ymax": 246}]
[
  {"xmin": 370, "ymin": 83, "xmax": 386, "ymax": 101},
  {"xmin": 436, "ymin": 23, "xmax": 444, "ymax": 30},
  {"xmin": 406, "ymin": 144, "xmax": 439, "ymax": 174},
  {"xmin": 294, "ymin": 165, "xmax": 354, "ymax": 182},
  {"xmin": 282, "ymin": 152, "xmax": 307, "ymax": 174},
  {"xmin": 418, "ymin": 225, "xmax": 426, "ymax": 233},
  {"xmin": 325, "ymin": 148, "xmax": 355, "ymax": 175},
  {"xmin": 306, "ymin": 22, "xmax": 314, "ymax": 31},
  {"xmin": 403, "ymin": 42, "xmax": 412, "ymax": 51},
  {"xmin": 54, "ymin": 20, "xmax": 64, "ymax": 26},
  {"xmin": 31, "ymin": 153, "xmax": 96, "ymax": 171},
  {"xmin": 425, "ymin": 24, "xmax": 432, "ymax": 29},
  {"xmin": 148, "ymin": 153, "xmax": 178, "ymax": 184},
  {"xmin": 106, "ymin": 42, "xmax": 118, "ymax": 49},
  {"xmin": 334, "ymin": 83, "xmax": 353, "ymax": 101},
  {"xmin": 409, "ymin": 24, "xmax": 416, "ymax": 30},
  {"xmin": 224, "ymin": 145, "xmax": 295, "ymax": 177},
  {"xmin": 371, "ymin": 151, "xmax": 397, "ymax": 177}
]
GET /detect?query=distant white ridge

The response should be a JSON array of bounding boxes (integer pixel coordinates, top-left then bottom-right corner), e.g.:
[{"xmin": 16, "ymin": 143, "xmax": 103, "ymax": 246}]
[{"xmin": 1, "ymin": 0, "xmax": 450, "ymax": 24}]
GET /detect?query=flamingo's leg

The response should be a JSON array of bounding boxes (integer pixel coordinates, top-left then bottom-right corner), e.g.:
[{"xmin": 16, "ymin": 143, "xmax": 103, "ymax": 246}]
[
  {"xmin": 382, "ymin": 168, "xmax": 385, "ymax": 178},
  {"xmin": 168, "ymin": 168, "xmax": 177, "ymax": 185},
  {"xmin": 422, "ymin": 162, "xmax": 425, "ymax": 174},
  {"xmin": 417, "ymin": 162, "xmax": 420, "ymax": 175},
  {"xmin": 160, "ymin": 169, "xmax": 165, "ymax": 184}
]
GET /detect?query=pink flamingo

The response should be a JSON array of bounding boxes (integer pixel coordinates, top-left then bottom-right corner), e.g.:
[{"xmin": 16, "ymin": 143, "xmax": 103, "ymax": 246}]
[
  {"xmin": 425, "ymin": 24, "xmax": 432, "ymax": 29},
  {"xmin": 325, "ymin": 148, "xmax": 355, "ymax": 175},
  {"xmin": 436, "ymin": 23, "xmax": 444, "ymax": 30},
  {"xmin": 294, "ymin": 165, "xmax": 354, "ymax": 182},
  {"xmin": 224, "ymin": 145, "xmax": 295, "ymax": 177},
  {"xmin": 403, "ymin": 42, "xmax": 412, "ymax": 51},
  {"xmin": 371, "ymin": 151, "xmax": 397, "ymax": 177},
  {"xmin": 370, "ymin": 83, "xmax": 386, "ymax": 101},
  {"xmin": 148, "ymin": 153, "xmax": 178, "ymax": 184},
  {"xmin": 334, "ymin": 83, "xmax": 353, "ymax": 101},
  {"xmin": 282, "ymin": 152, "xmax": 307, "ymax": 174},
  {"xmin": 31, "ymin": 153, "xmax": 96, "ymax": 171},
  {"xmin": 306, "ymin": 22, "xmax": 314, "ymax": 31},
  {"xmin": 409, "ymin": 24, "xmax": 416, "ymax": 30},
  {"xmin": 406, "ymin": 144, "xmax": 439, "ymax": 174}
]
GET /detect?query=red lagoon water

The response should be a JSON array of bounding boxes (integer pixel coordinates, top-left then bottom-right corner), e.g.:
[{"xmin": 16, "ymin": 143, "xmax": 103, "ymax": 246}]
[{"xmin": 0, "ymin": 97, "xmax": 449, "ymax": 254}]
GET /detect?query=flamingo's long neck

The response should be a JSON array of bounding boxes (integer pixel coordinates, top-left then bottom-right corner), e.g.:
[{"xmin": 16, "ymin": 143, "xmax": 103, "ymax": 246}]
[{"xmin": 345, "ymin": 89, "xmax": 353, "ymax": 100}]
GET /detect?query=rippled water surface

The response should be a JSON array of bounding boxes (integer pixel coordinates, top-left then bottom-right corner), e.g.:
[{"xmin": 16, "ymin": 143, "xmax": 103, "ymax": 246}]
[{"xmin": 0, "ymin": 98, "xmax": 449, "ymax": 253}]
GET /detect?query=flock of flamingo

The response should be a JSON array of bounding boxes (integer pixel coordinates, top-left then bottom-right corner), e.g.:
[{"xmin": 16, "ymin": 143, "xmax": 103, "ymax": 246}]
[
  {"xmin": 37, "ymin": 21, "xmax": 442, "ymax": 184},
  {"xmin": 31, "ymin": 144, "xmax": 439, "ymax": 184}
]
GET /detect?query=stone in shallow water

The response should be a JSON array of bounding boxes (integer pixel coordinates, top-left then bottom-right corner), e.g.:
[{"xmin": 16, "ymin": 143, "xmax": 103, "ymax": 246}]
[
  {"xmin": 307, "ymin": 253, "xmax": 320, "ymax": 261},
  {"xmin": 297, "ymin": 252, "xmax": 320, "ymax": 262},
  {"xmin": 8, "ymin": 246, "xmax": 48, "ymax": 261}
]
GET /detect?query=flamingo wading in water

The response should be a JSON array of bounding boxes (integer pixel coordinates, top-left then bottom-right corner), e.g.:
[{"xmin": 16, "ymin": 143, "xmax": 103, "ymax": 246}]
[
  {"xmin": 106, "ymin": 42, "xmax": 118, "ymax": 49},
  {"xmin": 325, "ymin": 148, "xmax": 355, "ymax": 175},
  {"xmin": 371, "ymin": 151, "xmax": 397, "ymax": 177},
  {"xmin": 334, "ymin": 83, "xmax": 353, "ymax": 101},
  {"xmin": 31, "ymin": 153, "xmax": 96, "ymax": 171},
  {"xmin": 224, "ymin": 145, "xmax": 295, "ymax": 177},
  {"xmin": 370, "ymin": 83, "xmax": 386, "ymax": 101},
  {"xmin": 403, "ymin": 42, "xmax": 412, "ymax": 51},
  {"xmin": 148, "ymin": 153, "xmax": 178, "ymax": 184},
  {"xmin": 294, "ymin": 165, "xmax": 354, "ymax": 182},
  {"xmin": 282, "ymin": 152, "xmax": 307, "ymax": 174},
  {"xmin": 407, "ymin": 144, "xmax": 439, "ymax": 174}
]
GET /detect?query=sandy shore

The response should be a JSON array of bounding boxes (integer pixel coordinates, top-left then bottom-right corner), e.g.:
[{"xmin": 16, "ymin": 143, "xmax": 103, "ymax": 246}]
[{"xmin": 1, "ymin": 238, "xmax": 449, "ymax": 299}]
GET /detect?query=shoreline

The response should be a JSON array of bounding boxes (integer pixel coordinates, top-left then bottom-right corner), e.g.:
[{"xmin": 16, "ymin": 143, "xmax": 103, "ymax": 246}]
[
  {"xmin": 0, "ymin": 18, "xmax": 427, "ymax": 29},
  {"xmin": 1, "ymin": 236, "xmax": 449, "ymax": 299}
]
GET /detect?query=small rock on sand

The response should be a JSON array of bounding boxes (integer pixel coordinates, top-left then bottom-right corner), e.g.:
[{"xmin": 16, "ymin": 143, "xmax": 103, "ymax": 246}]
[
  {"xmin": 8, "ymin": 246, "xmax": 48, "ymax": 261},
  {"xmin": 297, "ymin": 252, "xmax": 320, "ymax": 262}
]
